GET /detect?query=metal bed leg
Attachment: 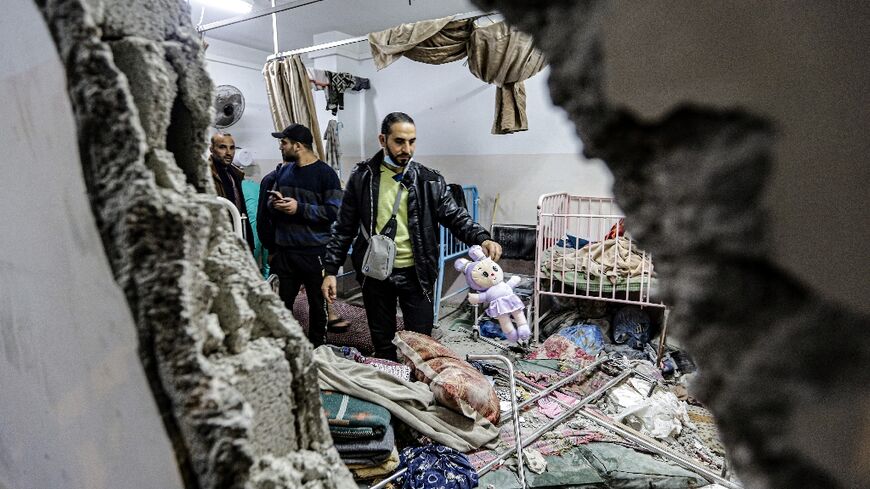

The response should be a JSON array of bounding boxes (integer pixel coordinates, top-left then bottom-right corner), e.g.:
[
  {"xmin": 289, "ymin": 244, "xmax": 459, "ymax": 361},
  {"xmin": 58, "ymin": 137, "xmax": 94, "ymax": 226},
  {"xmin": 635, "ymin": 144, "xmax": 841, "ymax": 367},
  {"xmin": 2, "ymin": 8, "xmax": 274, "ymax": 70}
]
[
  {"xmin": 215, "ymin": 196, "xmax": 243, "ymax": 238},
  {"xmin": 434, "ymin": 244, "xmax": 447, "ymax": 323},
  {"xmin": 656, "ymin": 307, "xmax": 671, "ymax": 368},
  {"xmin": 532, "ymin": 273, "xmax": 541, "ymax": 344},
  {"xmin": 467, "ymin": 354, "xmax": 526, "ymax": 488},
  {"xmin": 369, "ymin": 467, "xmax": 404, "ymax": 489}
]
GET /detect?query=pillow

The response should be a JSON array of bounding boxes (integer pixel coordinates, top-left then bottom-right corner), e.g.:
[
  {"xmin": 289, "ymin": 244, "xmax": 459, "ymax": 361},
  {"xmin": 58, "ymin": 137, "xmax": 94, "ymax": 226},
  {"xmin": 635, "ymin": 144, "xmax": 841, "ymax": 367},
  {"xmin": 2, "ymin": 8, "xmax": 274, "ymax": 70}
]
[
  {"xmin": 429, "ymin": 360, "xmax": 501, "ymax": 423},
  {"xmin": 395, "ymin": 330, "xmax": 460, "ymax": 366},
  {"xmin": 394, "ymin": 331, "xmax": 500, "ymax": 424}
]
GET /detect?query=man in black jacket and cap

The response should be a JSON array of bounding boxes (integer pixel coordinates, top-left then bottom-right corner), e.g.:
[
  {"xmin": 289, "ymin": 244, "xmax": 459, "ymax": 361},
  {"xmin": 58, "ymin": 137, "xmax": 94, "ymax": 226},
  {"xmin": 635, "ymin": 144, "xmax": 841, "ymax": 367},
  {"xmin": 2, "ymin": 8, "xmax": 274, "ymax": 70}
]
[
  {"xmin": 321, "ymin": 112, "xmax": 502, "ymax": 360},
  {"xmin": 258, "ymin": 123, "xmax": 343, "ymax": 348}
]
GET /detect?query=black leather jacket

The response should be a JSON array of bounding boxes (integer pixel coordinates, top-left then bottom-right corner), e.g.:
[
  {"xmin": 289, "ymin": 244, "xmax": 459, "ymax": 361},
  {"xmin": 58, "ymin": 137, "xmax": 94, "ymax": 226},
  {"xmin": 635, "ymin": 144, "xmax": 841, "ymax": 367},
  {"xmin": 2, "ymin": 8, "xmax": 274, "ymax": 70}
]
[{"xmin": 323, "ymin": 150, "xmax": 491, "ymax": 296}]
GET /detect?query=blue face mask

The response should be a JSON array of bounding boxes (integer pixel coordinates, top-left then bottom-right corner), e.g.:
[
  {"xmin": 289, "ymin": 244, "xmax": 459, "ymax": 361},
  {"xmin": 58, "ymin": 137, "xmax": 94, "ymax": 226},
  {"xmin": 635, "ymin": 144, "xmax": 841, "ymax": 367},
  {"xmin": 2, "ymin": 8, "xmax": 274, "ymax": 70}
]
[{"xmin": 383, "ymin": 151, "xmax": 413, "ymax": 172}]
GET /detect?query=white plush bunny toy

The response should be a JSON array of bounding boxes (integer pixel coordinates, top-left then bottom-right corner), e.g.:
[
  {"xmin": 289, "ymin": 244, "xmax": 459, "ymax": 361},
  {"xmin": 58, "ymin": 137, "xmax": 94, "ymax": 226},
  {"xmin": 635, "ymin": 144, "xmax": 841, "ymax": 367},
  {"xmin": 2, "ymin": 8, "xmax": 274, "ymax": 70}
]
[{"xmin": 455, "ymin": 245, "xmax": 530, "ymax": 342}]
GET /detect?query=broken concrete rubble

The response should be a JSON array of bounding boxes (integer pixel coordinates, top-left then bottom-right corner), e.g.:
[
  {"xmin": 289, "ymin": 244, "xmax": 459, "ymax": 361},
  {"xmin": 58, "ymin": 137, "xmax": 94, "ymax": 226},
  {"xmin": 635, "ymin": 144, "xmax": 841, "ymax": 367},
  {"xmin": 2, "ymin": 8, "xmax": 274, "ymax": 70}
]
[
  {"xmin": 471, "ymin": 1, "xmax": 870, "ymax": 488},
  {"xmin": 33, "ymin": 0, "xmax": 354, "ymax": 487}
]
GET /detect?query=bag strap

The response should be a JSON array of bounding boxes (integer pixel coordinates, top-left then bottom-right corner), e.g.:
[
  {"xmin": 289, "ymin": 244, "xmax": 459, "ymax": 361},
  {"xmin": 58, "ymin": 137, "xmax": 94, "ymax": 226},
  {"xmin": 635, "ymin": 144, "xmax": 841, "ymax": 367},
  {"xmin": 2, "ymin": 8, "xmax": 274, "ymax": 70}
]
[
  {"xmin": 360, "ymin": 182, "xmax": 404, "ymax": 241},
  {"xmin": 385, "ymin": 185, "xmax": 405, "ymax": 226}
]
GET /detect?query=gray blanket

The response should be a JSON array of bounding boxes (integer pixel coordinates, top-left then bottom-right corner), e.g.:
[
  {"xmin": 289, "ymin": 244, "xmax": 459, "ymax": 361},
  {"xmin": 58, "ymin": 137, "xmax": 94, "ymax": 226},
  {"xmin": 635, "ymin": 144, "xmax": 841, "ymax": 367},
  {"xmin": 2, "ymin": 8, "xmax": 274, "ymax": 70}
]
[
  {"xmin": 313, "ymin": 346, "xmax": 499, "ymax": 452},
  {"xmin": 334, "ymin": 423, "xmax": 395, "ymax": 467}
]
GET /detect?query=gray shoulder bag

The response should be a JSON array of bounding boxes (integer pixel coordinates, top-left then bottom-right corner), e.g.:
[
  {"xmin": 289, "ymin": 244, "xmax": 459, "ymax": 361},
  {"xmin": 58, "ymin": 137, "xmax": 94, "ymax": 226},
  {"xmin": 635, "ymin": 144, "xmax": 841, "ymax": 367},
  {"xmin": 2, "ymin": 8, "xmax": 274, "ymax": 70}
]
[{"xmin": 359, "ymin": 184, "xmax": 404, "ymax": 280}]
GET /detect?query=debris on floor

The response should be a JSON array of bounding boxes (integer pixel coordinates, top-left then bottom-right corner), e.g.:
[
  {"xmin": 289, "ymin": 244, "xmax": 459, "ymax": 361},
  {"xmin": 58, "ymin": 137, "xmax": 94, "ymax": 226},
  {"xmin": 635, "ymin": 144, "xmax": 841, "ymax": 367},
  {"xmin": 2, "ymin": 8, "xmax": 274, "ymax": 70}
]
[{"xmin": 293, "ymin": 292, "xmax": 739, "ymax": 489}]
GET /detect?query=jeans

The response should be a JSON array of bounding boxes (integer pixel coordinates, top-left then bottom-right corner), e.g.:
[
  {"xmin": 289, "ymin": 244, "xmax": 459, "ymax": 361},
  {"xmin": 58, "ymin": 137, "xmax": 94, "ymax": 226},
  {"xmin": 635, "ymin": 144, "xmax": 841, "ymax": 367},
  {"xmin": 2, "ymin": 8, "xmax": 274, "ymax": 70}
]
[
  {"xmin": 361, "ymin": 267, "xmax": 433, "ymax": 360},
  {"xmin": 271, "ymin": 250, "xmax": 328, "ymax": 347}
]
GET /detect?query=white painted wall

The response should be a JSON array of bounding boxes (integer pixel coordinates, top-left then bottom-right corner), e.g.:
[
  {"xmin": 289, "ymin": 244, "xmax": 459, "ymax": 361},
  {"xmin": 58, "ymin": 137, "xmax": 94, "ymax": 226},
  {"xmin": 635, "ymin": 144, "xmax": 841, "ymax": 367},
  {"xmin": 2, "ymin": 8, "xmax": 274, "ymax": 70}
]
[
  {"xmin": 345, "ymin": 54, "xmax": 614, "ymax": 228},
  {"xmin": 204, "ymin": 38, "xmax": 280, "ymax": 180},
  {"xmin": 0, "ymin": 3, "xmax": 184, "ymax": 489},
  {"xmin": 354, "ymin": 60, "xmax": 584, "ymax": 157},
  {"xmin": 349, "ymin": 55, "xmax": 613, "ymax": 228},
  {"xmin": 204, "ymin": 34, "xmax": 614, "ymax": 224},
  {"xmin": 204, "ymin": 37, "xmax": 363, "ymax": 182}
]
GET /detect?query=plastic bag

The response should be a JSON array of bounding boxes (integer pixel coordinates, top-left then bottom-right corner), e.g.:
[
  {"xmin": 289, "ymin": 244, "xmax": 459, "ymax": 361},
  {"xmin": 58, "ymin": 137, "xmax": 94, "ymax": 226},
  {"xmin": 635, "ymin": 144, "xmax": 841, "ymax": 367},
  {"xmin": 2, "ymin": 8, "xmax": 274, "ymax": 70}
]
[
  {"xmin": 612, "ymin": 306, "xmax": 652, "ymax": 349},
  {"xmin": 607, "ymin": 378, "xmax": 690, "ymax": 439},
  {"xmin": 558, "ymin": 323, "xmax": 605, "ymax": 355},
  {"xmin": 480, "ymin": 319, "xmax": 507, "ymax": 340}
]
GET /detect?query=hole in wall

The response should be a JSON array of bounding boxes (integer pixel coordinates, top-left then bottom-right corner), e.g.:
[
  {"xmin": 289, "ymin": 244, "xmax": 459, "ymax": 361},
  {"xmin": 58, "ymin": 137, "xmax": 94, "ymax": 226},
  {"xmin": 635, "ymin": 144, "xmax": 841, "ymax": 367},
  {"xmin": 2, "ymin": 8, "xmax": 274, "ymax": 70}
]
[{"xmin": 166, "ymin": 95, "xmax": 204, "ymax": 190}]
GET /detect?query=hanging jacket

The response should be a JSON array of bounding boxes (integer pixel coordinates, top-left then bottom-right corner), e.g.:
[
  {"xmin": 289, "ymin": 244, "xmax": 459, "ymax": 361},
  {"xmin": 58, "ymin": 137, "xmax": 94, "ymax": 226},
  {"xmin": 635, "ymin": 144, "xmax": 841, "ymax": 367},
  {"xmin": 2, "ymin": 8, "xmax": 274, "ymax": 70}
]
[{"xmin": 323, "ymin": 150, "xmax": 490, "ymax": 296}]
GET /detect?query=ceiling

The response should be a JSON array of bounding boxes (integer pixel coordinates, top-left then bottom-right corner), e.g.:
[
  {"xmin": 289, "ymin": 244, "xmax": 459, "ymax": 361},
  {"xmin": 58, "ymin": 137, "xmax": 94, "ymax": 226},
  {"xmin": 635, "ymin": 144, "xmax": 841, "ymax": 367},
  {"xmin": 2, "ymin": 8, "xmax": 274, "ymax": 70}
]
[{"xmin": 190, "ymin": 0, "xmax": 480, "ymax": 53}]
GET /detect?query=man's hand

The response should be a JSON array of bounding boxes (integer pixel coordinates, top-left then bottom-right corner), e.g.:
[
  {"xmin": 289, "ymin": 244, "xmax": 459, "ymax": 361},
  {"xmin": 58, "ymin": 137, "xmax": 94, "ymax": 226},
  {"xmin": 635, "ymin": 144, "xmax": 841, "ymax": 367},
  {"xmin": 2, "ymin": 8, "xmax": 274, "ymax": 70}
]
[
  {"xmin": 322, "ymin": 275, "xmax": 337, "ymax": 304},
  {"xmin": 273, "ymin": 197, "xmax": 298, "ymax": 215},
  {"xmin": 481, "ymin": 240, "xmax": 503, "ymax": 261}
]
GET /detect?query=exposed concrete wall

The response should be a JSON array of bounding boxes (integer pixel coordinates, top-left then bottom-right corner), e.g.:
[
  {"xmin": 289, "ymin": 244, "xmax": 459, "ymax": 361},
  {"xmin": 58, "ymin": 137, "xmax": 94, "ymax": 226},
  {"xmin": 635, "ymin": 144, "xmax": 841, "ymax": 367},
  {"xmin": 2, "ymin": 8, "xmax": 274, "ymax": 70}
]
[
  {"xmin": 0, "ymin": 4, "xmax": 184, "ymax": 488},
  {"xmin": 597, "ymin": 2, "xmax": 870, "ymax": 316},
  {"xmin": 26, "ymin": 0, "xmax": 354, "ymax": 487},
  {"xmin": 470, "ymin": 1, "xmax": 869, "ymax": 488}
]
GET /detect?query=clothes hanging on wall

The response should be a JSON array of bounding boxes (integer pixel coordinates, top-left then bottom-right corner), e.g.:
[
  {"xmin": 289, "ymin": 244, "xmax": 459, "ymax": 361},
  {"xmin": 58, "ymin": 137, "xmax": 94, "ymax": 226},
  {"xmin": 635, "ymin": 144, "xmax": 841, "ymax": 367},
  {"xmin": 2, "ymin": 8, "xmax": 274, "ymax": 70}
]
[
  {"xmin": 306, "ymin": 67, "xmax": 370, "ymax": 94},
  {"xmin": 352, "ymin": 77, "xmax": 370, "ymax": 91},
  {"xmin": 326, "ymin": 70, "xmax": 356, "ymax": 115},
  {"xmin": 307, "ymin": 68, "xmax": 330, "ymax": 90},
  {"xmin": 324, "ymin": 119, "xmax": 342, "ymax": 178}
]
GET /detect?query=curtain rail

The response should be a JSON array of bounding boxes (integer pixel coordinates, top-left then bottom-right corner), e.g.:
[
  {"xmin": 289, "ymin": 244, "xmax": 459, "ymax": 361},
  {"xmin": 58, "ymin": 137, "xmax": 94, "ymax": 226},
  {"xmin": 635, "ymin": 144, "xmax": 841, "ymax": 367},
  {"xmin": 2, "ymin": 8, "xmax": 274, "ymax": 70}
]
[
  {"xmin": 196, "ymin": 0, "xmax": 324, "ymax": 33},
  {"xmin": 265, "ymin": 10, "xmax": 493, "ymax": 62}
]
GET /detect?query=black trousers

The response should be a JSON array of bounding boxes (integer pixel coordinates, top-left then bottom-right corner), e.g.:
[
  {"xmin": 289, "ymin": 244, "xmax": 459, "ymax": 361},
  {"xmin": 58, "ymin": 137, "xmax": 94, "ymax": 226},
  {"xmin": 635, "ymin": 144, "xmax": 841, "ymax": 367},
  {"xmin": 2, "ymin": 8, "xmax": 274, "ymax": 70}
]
[
  {"xmin": 271, "ymin": 251, "xmax": 328, "ymax": 347},
  {"xmin": 362, "ymin": 267, "xmax": 434, "ymax": 360}
]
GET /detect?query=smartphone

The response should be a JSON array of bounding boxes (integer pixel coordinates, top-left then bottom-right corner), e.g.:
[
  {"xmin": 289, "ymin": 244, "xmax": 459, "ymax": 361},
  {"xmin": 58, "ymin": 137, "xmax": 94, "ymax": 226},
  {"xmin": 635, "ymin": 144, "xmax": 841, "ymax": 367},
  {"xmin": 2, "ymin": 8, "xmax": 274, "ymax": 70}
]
[{"xmin": 267, "ymin": 190, "xmax": 282, "ymax": 199}]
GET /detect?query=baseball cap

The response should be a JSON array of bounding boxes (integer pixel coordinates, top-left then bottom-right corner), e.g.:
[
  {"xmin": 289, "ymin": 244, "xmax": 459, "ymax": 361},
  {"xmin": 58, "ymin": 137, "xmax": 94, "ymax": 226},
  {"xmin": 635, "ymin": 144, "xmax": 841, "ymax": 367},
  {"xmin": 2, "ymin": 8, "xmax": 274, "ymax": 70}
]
[{"xmin": 271, "ymin": 123, "xmax": 313, "ymax": 146}]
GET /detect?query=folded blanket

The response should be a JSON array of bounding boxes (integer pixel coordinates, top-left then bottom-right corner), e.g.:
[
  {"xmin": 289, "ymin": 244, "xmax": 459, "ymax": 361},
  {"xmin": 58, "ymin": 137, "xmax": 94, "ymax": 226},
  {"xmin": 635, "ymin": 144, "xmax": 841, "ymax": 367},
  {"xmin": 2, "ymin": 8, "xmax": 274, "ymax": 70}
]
[
  {"xmin": 321, "ymin": 390, "xmax": 391, "ymax": 440},
  {"xmin": 313, "ymin": 346, "xmax": 499, "ymax": 452},
  {"xmin": 348, "ymin": 448, "xmax": 401, "ymax": 480},
  {"xmin": 334, "ymin": 423, "xmax": 395, "ymax": 466}
]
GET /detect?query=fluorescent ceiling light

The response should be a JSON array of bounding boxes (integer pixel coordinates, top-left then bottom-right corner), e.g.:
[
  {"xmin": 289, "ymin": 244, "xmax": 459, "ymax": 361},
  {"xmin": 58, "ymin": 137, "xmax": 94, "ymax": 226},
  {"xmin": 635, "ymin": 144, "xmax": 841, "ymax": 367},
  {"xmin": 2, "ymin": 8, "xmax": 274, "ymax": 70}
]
[{"xmin": 193, "ymin": 0, "xmax": 253, "ymax": 14}]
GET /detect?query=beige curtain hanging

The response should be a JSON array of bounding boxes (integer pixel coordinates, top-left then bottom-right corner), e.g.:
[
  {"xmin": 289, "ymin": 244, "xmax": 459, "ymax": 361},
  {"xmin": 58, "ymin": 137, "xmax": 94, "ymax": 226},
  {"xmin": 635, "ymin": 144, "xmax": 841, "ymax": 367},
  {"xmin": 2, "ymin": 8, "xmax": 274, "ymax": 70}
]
[
  {"xmin": 369, "ymin": 17, "xmax": 473, "ymax": 69},
  {"xmin": 263, "ymin": 55, "xmax": 325, "ymax": 158},
  {"xmin": 370, "ymin": 17, "xmax": 546, "ymax": 135},
  {"xmin": 468, "ymin": 22, "xmax": 547, "ymax": 134}
]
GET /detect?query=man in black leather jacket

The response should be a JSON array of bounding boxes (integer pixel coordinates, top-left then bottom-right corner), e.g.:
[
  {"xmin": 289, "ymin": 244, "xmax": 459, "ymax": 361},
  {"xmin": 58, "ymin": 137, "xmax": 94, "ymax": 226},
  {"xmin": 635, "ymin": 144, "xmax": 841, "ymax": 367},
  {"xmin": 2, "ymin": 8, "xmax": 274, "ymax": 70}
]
[{"xmin": 321, "ymin": 112, "xmax": 502, "ymax": 360}]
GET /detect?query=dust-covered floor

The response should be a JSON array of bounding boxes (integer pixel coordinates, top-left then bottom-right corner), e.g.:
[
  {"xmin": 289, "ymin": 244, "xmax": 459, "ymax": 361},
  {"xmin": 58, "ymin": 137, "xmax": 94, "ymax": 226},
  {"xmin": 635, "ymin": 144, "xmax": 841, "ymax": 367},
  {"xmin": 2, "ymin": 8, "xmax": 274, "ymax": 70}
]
[{"xmin": 294, "ymin": 290, "xmax": 737, "ymax": 489}]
